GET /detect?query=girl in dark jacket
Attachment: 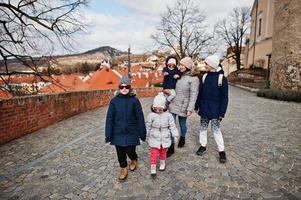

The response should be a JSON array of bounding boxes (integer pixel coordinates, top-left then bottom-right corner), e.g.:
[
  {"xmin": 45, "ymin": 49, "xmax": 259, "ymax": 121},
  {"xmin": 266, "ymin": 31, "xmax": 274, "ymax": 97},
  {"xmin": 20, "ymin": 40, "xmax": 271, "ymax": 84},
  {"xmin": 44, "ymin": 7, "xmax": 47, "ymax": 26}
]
[
  {"xmin": 105, "ymin": 76, "xmax": 146, "ymax": 181},
  {"xmin": 194, "ymin": 55, "xmax": 228, "ymax": 163}
]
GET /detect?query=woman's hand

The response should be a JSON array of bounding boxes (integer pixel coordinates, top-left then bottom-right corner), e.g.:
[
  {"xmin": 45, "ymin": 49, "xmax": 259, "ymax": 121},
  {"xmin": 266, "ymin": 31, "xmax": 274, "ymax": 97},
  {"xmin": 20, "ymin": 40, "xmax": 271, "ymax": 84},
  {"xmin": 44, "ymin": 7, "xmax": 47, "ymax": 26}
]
[
  {"xmin": 186, "ymin": 111, "xmax": 192, "ymax": 117},
  {"xmin": 174, "ymin": 136, "xmax": 179, "ymax": 144}
]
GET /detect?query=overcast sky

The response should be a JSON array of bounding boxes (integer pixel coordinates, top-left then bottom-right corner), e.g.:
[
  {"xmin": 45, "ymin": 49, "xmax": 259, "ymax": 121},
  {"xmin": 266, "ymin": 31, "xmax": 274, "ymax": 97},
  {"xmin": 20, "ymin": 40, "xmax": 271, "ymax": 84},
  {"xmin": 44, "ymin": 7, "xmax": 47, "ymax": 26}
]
[{"xmin": 74, "ymin": 0, "xmax": 254, "ymax": 54}]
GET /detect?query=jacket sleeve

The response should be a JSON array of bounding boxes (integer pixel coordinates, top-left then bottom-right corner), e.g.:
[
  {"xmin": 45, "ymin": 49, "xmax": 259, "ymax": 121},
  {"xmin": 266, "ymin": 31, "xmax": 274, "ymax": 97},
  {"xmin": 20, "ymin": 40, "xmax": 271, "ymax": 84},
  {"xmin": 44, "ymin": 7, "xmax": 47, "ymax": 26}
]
[
  {"xmin": 194, "ymin": 80, "xmax": 203, "ymax": 111},
  {"xmin": 134, "ymin": 99, "xmax": 147, "ymax": 141},
  {"xmin": 187, "ymin": 77, "xmax": 200, "ymax": 112},
  {"xmin": 168, "ymin": 114, "xmax": 179, "ymax": 138},
  {"xmin": 105, "ymin": 101, "xmax": 115, "ymax": 143},
  {"xmin": 219, "ymin": 77, "xmax": 229, "ymax": 118},
  {"xmin": 145, "ymin": 113, "xmax": 152, "ymax": 136},
  {"xmin": 163, "ymin": 67, "xmax": 169, "ymax": 76}
]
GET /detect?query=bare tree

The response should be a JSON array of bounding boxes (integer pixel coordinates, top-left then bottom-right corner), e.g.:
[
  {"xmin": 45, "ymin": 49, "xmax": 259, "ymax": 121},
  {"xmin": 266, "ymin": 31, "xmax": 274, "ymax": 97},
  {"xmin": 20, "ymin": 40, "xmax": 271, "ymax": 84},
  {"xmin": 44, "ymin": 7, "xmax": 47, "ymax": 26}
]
[
  {"xmin": 0, "ymin": 0, "xmax": 89, "ymax": 94},
  {"xmin": 152, "ymin": 0, "xmax": 214, "ymax": 60},
  {"xmin": 215, "ymin": 7, "xmax": 250, "ymax": 70}
]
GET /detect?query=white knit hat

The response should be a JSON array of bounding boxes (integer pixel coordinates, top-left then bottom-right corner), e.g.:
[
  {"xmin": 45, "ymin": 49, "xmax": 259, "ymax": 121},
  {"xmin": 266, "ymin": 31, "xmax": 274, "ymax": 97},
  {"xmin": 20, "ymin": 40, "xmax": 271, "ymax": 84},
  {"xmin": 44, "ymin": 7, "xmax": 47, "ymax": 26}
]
[
  {"xmin": 180, "ymin": 57, "xmax": 193, "ymax": 69},
  {"xmin": 167, "ymin": 58, "xmax": 176, "ymax": 65},
  {"xmin": 205, "ymin": 55, "xmax": 220, "ymax": 70},
  {"xmin": 153, "ymin": 92, "xmax": 166, "ymax": 109}
]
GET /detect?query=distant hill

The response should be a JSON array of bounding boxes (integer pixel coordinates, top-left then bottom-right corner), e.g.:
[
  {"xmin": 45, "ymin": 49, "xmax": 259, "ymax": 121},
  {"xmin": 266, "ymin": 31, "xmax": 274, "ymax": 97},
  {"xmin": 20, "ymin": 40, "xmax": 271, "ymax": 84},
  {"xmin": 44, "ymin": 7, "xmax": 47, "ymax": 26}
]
[{"xmin": 83, "ymin": 46, "xmax": 127, "ymax": 57}]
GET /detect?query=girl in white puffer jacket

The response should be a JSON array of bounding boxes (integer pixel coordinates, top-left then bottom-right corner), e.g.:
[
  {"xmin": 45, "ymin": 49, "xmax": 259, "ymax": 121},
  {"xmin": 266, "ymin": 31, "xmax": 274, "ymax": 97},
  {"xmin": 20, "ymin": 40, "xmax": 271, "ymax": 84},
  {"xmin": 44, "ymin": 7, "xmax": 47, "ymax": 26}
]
[{"xmin": 146, "ymin": 92, "xmax": 179, "ymax": 176}]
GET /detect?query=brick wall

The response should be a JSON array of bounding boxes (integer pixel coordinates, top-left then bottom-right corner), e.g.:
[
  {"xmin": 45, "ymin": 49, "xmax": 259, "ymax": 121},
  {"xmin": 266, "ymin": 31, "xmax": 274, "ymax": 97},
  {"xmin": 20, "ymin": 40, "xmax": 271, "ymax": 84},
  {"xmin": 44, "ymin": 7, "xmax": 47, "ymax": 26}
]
[{"xmin": 0, "ymin": 88, "xmax": 161, "ymax": 144}]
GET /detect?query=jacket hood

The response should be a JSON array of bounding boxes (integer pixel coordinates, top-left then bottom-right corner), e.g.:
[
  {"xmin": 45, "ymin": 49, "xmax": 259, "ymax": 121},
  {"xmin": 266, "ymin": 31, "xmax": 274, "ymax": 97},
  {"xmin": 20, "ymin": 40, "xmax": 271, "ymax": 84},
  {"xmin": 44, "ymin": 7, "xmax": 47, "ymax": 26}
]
[
  {"xmin": 114, "ymin": 89, "xmax": 137, "ymax": 97},
  {"xmin": 165, "ymin": 55, "xmax": 178, "ymax": 67},
  {"xmin": 217, "ymin": 66, "xmax": 224, "ymax": 74}
]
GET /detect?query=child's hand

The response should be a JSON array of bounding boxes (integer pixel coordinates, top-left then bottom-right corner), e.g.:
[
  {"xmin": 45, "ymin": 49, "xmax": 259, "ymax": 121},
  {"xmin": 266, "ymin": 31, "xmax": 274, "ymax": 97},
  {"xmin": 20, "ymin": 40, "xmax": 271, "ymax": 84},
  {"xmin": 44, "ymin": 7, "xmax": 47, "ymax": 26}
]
[
  {"xmin": 164, "ymin": 72, "xmax": 169, "ymax": 76},
  {"xmin": 186, "ymin": 111, "xmax": 192, "ymax": 117},
  {"xmin": 105, "ymin": 137, "xmax": 112, "ymax": 143},
  {"xmin": 174, "ymin": 136, "xmax": 179, "ymax": 144},
  {"xmin": 173, "ymin": 74, "xmax": 180, "ymax": 79}
]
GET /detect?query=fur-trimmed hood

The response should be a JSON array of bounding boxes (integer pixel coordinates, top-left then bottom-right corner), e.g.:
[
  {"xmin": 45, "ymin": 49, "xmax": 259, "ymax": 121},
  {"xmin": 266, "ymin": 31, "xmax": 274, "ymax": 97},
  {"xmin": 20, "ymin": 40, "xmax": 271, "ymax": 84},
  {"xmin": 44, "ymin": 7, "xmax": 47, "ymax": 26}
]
[{"xmin": 114, "ymin": 89, "xmax": 137, "ymax": 97}]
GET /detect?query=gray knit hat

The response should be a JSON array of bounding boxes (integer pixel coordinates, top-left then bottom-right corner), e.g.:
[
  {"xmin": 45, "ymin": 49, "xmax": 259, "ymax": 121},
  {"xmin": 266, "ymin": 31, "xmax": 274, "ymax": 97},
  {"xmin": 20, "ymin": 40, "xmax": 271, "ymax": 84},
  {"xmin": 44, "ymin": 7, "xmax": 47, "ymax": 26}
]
[{"xmin": 119, "ymin": 75, "xmax": 131, "ymax": 85}]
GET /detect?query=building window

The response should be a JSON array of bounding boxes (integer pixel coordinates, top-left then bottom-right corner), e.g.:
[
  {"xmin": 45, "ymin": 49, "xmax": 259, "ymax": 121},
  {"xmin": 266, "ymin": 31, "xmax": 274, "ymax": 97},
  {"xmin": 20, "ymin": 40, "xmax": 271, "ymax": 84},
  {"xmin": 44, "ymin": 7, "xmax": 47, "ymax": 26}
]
[
  {"xmin": 258, "ymin": 12, "xmax": 263, "ymax": 37},
  {"xmin": 258, "ymin": 18, "xmax": 262, "ymax": 36}
]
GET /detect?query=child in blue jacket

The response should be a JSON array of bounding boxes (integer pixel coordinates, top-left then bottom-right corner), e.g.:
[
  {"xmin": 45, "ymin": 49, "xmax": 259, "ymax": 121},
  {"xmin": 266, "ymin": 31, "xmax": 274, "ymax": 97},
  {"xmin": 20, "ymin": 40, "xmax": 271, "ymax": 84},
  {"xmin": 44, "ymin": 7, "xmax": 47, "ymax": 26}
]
[
  {"xmin": 194, "ymin": 55, "xmax": 228, "ymax": 163},
  {"xmin": 105, "ymin": 76, "xmax": 146, "ymax": 181}
]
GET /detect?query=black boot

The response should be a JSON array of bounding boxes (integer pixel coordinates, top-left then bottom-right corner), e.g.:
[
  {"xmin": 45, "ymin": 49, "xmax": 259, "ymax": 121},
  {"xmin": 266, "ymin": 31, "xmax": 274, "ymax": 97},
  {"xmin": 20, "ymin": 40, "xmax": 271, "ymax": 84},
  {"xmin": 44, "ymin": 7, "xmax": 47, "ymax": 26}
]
[
  {"xmin": 219, "ymin": 151, "xmax": 227, "ymax": 163},
  {"xmin": 178, "ymin": 136, "xmax": 185, "ymax": 148},
  {"xmin": 167, "ymin": 143, "xmax": 174, "ymax": 157},
  {"xmin": 196, "ymin": 146, "xmax": 207, "ymax": 156}
]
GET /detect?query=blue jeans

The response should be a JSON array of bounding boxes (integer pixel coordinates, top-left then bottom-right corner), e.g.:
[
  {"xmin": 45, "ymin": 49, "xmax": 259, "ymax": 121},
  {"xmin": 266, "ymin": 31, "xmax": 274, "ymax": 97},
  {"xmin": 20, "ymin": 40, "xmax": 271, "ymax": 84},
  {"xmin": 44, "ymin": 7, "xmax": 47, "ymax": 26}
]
[{"xmin": 171, "ymin": 113, "xmax": 187, "ymax": 143}]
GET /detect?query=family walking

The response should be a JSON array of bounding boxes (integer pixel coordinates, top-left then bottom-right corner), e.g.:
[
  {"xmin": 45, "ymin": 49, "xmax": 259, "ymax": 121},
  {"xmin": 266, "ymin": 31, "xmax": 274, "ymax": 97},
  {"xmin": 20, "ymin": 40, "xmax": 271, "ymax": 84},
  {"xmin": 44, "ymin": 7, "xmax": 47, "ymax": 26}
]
[{"xmin": 105, "ymin": 55, "xmax": 229, "ymax": 181}]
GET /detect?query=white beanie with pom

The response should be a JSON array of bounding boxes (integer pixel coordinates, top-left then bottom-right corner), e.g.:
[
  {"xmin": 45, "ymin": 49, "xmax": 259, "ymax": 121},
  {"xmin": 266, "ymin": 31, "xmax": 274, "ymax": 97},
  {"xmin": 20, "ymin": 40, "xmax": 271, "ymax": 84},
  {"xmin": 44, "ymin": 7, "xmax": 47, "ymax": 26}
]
[{"xmin": 153, "ymin": 92, "xmax": 166, "ymax": 109}]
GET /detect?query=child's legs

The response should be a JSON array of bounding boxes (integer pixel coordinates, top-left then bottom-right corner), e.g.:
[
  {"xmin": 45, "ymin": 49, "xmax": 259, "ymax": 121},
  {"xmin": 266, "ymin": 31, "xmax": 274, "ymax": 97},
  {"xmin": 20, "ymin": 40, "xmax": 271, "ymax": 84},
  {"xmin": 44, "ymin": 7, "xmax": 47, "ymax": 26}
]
[
  {"xmin": 178, "ymin": 115, "xmax": 187, "ymax": 137},
  {"xmin": 199, "ymin": 118, "xmax": 209, "ymax": 146},
  {"xmin": 159, "ymin": 145, "xmax": 167, "ymax": 161},
  {"xmin": 125, "ymin": 145, "xmax": 138, "ymax": 161},
  {"xmin": 115, "ymin": 146, "xmax": 128, "ymax": 168},
  {"xmin": 150, "ymin": 148, "xmax": 160, "ymax": 164},
  {"xmin": 166, "ymin": 89, "xmax": 176, "ymax": 102},
  {"xmin": 211, "ymin": 119, "xmax": 225, "ymax": 152}
]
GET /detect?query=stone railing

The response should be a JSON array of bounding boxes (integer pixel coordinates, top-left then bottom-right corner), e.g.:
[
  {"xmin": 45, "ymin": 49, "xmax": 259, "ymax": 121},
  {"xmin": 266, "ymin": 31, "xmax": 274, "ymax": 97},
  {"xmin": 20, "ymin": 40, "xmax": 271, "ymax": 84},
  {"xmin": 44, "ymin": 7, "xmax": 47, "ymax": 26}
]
[{"xmin": 0, "ymin": 87, "xmax": 161, "ymax": 144}]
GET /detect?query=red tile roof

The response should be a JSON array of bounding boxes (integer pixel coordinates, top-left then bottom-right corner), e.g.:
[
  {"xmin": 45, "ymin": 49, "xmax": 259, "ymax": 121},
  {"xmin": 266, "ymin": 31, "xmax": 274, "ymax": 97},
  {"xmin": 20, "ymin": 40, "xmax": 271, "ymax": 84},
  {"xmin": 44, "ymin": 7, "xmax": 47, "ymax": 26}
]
[
  {"xmin": 40, "ymin": 75, "xmax": 90, "ymax": 93},
  {"xmin": 87, "ymin": 67, "xmax": 121, "ymax": 90}
]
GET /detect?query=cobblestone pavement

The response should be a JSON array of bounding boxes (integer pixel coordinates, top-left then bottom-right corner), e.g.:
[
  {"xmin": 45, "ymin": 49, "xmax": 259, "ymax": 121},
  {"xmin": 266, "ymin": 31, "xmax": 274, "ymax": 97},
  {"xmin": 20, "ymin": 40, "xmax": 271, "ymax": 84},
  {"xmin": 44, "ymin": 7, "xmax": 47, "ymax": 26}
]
[{"xmin": 0, "ymin": 86, "xmax": 301, "ymax": 200}]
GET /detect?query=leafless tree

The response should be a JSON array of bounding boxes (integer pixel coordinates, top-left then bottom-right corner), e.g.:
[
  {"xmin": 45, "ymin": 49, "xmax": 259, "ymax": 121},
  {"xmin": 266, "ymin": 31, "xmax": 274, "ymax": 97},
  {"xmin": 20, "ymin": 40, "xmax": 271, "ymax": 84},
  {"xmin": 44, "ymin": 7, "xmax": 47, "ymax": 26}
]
[
  {"xmin": 215, "ymin": 7, "xmax": 250, "ymax": 70},
  {"xmin": 0, "ymin": 0, "xmax": 89, "ymax": 94},
  {"xmin": 152, "ymin": 0, "xmax": 214, "ymax": 60}
]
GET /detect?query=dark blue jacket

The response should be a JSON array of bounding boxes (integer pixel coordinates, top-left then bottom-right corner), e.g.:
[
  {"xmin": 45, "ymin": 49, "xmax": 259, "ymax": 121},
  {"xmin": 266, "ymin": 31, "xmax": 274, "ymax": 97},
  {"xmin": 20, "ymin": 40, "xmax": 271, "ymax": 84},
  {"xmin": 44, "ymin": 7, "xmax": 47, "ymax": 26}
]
[
  {"xmin": 105, "ymin": 90, "xmax": 146, "ymax": 146},
  {"xmin": 195, "ymin": 70, "xmax": 228, "ymax": 119},
  {"xmin": 162, "ymin": 67, "xmax": 181, "ymax": 89}
]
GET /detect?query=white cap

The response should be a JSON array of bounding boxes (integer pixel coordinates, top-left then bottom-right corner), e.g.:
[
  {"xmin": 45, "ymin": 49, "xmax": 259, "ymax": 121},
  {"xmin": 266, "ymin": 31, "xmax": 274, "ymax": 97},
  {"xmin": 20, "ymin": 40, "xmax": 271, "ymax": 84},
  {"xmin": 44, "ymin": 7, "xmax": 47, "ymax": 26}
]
[{"xmin": 205, "ymin": 55, "xmax": 220, "ymax": 69}]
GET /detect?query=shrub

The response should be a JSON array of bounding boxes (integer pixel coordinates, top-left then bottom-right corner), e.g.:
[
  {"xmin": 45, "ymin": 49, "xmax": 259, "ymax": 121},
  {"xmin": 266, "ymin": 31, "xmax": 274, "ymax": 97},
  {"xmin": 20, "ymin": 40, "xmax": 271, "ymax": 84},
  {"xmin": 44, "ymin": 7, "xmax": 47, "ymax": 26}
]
[
  {"xmin": 257, "ymin": 89, "xmax": 301, "ymax": 102},
  {"xmin": 153, "ymin": 83, "xmax": 163, "ymax": 87},
  {"xmin": 263, "ymin": 80, "xmax": 270, "ymax": 89}
]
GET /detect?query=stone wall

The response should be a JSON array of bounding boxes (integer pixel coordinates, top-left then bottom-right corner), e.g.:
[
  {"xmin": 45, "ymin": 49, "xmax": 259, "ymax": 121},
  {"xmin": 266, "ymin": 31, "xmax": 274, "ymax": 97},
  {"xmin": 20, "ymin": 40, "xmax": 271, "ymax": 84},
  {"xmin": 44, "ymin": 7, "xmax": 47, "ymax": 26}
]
[
  {"xmin": 270, "ymin": 0, "xmax": 301, "ymax": 90},
  {"xmin": 0, "ymin": 88, "xmax": 161, "ymax": 144}
]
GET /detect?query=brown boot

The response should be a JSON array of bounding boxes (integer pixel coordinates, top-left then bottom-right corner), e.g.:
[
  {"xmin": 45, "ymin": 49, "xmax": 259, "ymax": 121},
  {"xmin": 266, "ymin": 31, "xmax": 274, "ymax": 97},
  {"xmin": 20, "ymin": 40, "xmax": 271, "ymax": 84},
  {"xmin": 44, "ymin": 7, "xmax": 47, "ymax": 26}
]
[
  {"xmin": 129, "ymin": 160, "xmax": 137, "ymax": 171},
  {"xmin": 119, "ymin": 168, "xmax": 128, "ymax": 181}
]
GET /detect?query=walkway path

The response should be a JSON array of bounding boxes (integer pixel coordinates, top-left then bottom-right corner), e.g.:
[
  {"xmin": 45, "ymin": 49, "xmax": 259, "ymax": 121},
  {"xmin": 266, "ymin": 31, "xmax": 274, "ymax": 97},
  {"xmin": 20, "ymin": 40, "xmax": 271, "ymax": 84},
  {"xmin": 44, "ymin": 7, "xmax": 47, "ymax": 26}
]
[{"xmin": 0, "ymin": 86, "xmax": 300, "ymax": 199}]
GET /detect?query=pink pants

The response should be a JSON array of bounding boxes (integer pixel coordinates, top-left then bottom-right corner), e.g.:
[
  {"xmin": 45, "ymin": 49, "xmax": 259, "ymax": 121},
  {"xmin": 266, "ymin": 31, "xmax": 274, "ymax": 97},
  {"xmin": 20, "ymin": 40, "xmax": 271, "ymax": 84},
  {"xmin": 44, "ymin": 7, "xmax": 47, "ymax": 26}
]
[{"xmin": 150, "ymin": 145, "xmax": 167, "ymax": 164}]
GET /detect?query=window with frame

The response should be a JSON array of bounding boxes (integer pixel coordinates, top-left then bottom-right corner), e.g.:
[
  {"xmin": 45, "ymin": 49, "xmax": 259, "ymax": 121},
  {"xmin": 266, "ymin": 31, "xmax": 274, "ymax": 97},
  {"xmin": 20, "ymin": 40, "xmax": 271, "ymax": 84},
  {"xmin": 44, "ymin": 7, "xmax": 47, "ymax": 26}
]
[{"xmin": 258, "ymin": 12, "xmax": 263, "ymax": 37}]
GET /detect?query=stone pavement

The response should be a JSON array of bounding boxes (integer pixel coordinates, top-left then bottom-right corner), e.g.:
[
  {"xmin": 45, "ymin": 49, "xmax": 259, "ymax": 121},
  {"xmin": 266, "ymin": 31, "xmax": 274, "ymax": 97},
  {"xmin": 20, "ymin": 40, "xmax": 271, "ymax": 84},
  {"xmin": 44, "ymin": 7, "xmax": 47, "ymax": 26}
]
[{"xmin": 0, "ymin": 86, "xmax": 300, "ymax": 200}]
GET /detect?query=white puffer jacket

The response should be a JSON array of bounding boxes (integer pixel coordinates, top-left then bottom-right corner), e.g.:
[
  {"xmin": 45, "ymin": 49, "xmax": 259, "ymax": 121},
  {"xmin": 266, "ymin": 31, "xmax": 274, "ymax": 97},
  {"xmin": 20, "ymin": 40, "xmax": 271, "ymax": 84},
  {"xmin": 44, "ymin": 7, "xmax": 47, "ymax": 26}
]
[{"xmin": 146, "ymin": 112, "xmax": 179, "ymax": 149}]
